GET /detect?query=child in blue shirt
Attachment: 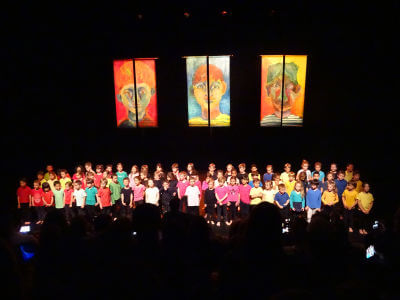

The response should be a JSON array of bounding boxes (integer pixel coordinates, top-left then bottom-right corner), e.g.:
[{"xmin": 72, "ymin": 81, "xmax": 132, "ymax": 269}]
[
  {"xmin": 116, "ymin": 162, "xmax": 128, "ymax": 187},
  {"xmin": 85, "ymin": 179, "xmax": 98, "ymax": 220},
  {"xmin": 263, "ymin": 165, "xmax": 274, "ymax": 183},
  {"xmin": 306, "ymin": 180, "xmax": 322, "ymax": 223},
  {"xmin": 334, "ymin": 171, "xmax": 347, "ymax": 207},
  {"xmin": 274, "ymin": 184, "xmax": 290, "ymax": 221}
]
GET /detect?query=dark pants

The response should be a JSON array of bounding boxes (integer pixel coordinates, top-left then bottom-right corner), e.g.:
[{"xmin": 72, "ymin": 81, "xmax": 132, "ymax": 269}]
[
  {"xmin": 65, "ymin": 204, "xmax": 75, "ymax": 222},
  {"xmin": 77, "ymin": 207, "xmax": 86, "ymax": 217},
  {"xmin": 86, "ymin": 205, "xmax": 97, "ymax": 220},
  {"xmin": 291, "ymin": 202, "xmax": 304, "ymax": 220},
  {"xmin": 121, "ymin": 204, "xmax": 131, "ymax": 218},
  {"xmin": 228, "ymin": 203, "xmax": 238, "ymax": 221},
  {"xmin": 19, "ymin": 203, "xmax": 30, "ymax": 223},
  {"xmin": 279, "ymin": 205, "xmax": 290, "ymax": 222},
  {"xmin": 240, "ymin": 203, "xmax": 250, "ymax": 217},
  {"xmin": 35, "ymin": 206, "xmax": 46, "ymax": 221},
  {"xmin": 187, "ymin": 206, "xmax": 199, "ymax": 216},
  {"xmin": 205, "ymin": 205, "xmax": 215, "ymax": 221},
  {"xmin": 217, "ymin": 204, "xmax": 227, "ymax": 222},
  {"xmin": 113, "ymin": 199, "xmax": 122, "ymax": 218},
  {"xmin": 343, "ymin": 208, "xmax": 354, "ymax": 229},
  {"xmin": 179, "ymin": 196, "xmax": 187, "ymax": 212},
  {"xmin": 357, "ymin": 209, "xmax": 370, "ymax": 230},
  {"xmin": 135, "ymin": 200, "xmax": 144, "ymax": 207},
  {"xmin": 101, "ymin": 206, "xmax": 112, "ymax": 215},
  {"xmin": 162, "ymin": 200, "xmax": 170, "ymax": 214}
]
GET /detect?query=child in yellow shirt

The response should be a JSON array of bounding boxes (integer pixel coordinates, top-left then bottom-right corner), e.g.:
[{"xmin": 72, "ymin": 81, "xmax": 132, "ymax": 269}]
[
  {"xmin": 352, "ymin": 171, "xmax": 363, "ymax": 193},
  {"xmin": 356, "ymin": 182, "xmax": 374, "ymax": 235},
  {"xmin": 342, "ymin": 181, "xmax": 358, "ymax": 232},
  {"xmin": 250, "ymin": 178, "xmax": 263, "ymax": 206},
  {"xmin": 284, "ymin": 172, "xmax": 296, "ymax": 196},
  {"xmin": 321, "ymin": 181, "xmax": 339, "ymax": 217}
]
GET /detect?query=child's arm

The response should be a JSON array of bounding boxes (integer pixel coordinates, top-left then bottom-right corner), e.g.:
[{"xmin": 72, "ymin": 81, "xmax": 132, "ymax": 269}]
[
  {"xmin": 17, "ymin": 195, "xmax": 21, "ymax": 209},
  {"xmin": 301, "ymin": 196, "xmax": 305, "ymax": 210},
  {"xmin": 49, "ymin": 195, "xmax": 54, "ymax": 206},
  {"xmin": 342, "ymin": 195, "xmax": 348, "ymax": 209},
  {"xmin": 333, "ymin": 194, "xmax": 339, "ymax": 205},
  {"xmin": 274, "ymin": 200, "xmax": 283, "ymax": 209},
  {"xmin": 96, "ymin": 194, "xmax": 102, "ymax": 209},
  {"xmin": 321, "ymin": 192, "xmax": 327, "ymax": 205},
  {"xmin": 129, "ymin": 192, "xmax": 133, "ymax": 208},
  {"xmin": 82, "ymin": 196, "xmax": 86, "ymax": 208},
  {"xmin": 177, "ymin": 187, "xmax": 181, "ymax": 199},
  {"xmin": 289, "ymin": 193, "xmax": 294, "ymax": 210},
  {"xmin": 29, "ymin": 194, "xmax": 32, "ymax": 207},
  {"xmin": 156, "ymin": 190, "xmax": 160, "ymax": 202},
  {"xmin": 121, "ymin": 193, "xmax": 125, "ymax": 205}
]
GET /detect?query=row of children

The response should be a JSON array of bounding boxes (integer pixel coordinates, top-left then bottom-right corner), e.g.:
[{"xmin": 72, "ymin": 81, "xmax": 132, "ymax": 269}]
[{"xmin": 17, "ymin": 160, "xmax": 374, "ymax": 233}]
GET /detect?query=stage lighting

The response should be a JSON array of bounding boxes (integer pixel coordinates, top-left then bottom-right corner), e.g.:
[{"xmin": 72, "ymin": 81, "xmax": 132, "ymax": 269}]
[
  {"xmin": 221, "ymin": 10, "xmax": 229, "ymax": 16},
  {"xmin": 183, "ymin": 12, "xmax": 190, "ymax": 18}
]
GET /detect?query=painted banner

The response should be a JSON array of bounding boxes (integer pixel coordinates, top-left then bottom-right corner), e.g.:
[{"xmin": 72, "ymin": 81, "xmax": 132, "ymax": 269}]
[
  {"xmin": 186, "ymin": 56, "xmax": 230, "ymax": 127},
  {"xmin": 260, "ymin": 55, "xmax": 307, "ymax": 127},
  {"xmin": 113, "ymin": 58, "xmax": 158, "ymax": 127}
]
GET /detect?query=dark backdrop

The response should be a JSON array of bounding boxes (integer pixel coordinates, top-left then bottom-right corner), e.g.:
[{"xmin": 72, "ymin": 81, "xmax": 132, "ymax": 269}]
[{"xmin": 3, "ymin": 1, "xmax": 397, "ymax": 220}]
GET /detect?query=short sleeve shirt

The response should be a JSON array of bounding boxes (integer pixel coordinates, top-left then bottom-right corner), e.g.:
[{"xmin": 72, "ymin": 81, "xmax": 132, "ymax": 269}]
[
  {"xmin": 250, "ymin": 187, "xmax": 263, "ymax": 205},
  {"xmin": 215, "ymin": 186, "xmax": 229, "ymax": 204},
  {"xmin": 97, "ymin": 187, "xmax": 111, "ymax": 207},
  {"xmin": 53, "ymin": 189, "xmax": 65, "ymax": 208},
  {"xmin": 357, "ymin": 192, "xmax": 374, "ymax": 211},
  {"xmin": 238, "ymin": 184, "xmax": 251, "ymax": 204},
  {"xmin": 185, "ymin": 185, "xmax": 201, "ymax": 207},
  {"xmin": 227, "ymin": 185, "xmax": 240, "ymax": 202},
  {"xmin": 17, "ymin": 186, "xmax": 32, "ymax": 203},
  {"xmin": 109, "ymin": 182, "xmax": 122, "ymax": 204},
  {"xmin": 121, "ymin": 187, "xmax": 133, "ymax": 204},
  {"xmin": 133, "ymin": 184, "xmax": 145, "ymax": 201},
  {"xmin": 145, "ymin": 187, "xmax": 159, "ymax": 206},
  {"xmin": 31, "ymin": 188, "xmax": 44, "ymax": 206},
  {"xmin": 73, "ymin": 189, "xmax": 86, "ymax": 206},
  {"xmin": 85, "ymin": 187, "xmax": 98, "ymax": 205}
]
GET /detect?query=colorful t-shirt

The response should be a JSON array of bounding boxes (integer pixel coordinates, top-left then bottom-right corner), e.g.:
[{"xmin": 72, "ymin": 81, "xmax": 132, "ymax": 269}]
[
  {"xmin": 344, "ymin": 171, "xmax": 353, "ymax": 182},
  {"xmin": 64, "ymin": 189, "xmax": 73, "ymax": 205},
  {"xmin": 73, "ymin": 189, "xmax": 86, "ymax": 207},
  {"xmin": 357, "ymin": 192, "xmax": 374, "ymax": 211},
  {"xmin": 274, "ymin": 192, "xmax": 290, "ymax": 207},
  {"xmin": 177, "ymin": 180, "xmax": 190, "ymax": 198},
  {"xmin": 215, "ymin": 185, "xmax": 229, "ymax": 204},
  {"xmin": 238, "ymin": 184, "xmax": 251, "ymax": 204},
  {"xmin": 342, "ymin": 189, "xmax": 358, "ymax": 208},
  {"xmin": 116, "ymin": 171, "xmax": 128, "ymax": 187},
  {"xmin": 289, "ymin": 191, "xmax": 305, "ymax": 209},
  {"xmin": 227, "ymin": 185, "xmax": 240, "ymax": 203},
  {"xmin": 306, "ymin": 189, "xmax": 322, "ymax": 209},
  {"xmin": 94, "ymin": 174, "xmax": 103, "ymax": 188},
  {"xmin": 185, "ymin": 185, "xmax": 201, "ymax": 207},
  {"xmin": 262, "ymin": 189, "xmax": 276, "ymax": 204},
  {"xmin": 280, "ymin": 172, "xmax": 290, "ymax": 184},
  {"xmin": 133, "ymin": 184, "xmax": 145, "ymax": 201},
  {"xmin": 17, "ymin": 186, "xmax": 32, "ymax": 204},
  {"xmin": 59, "ymin": 177, "xmax": 72, "ymax": 189},
  {"xmin": 109, "ymin": 182, "xmax": 122, "ymax": 204},
  {"xmin": 321, "ymin": 191, "xmax": 339, "ymax": 206},
  {"xmin": 285, "ymin": 180, "xmax": 296, "ymax": 196},
  {"xmin": 85, "ymin": 187, "xmax": 98, "ymax": 205},
  {"xmin": 98, "ymin": 187, "xmax": 111, "ymax": 207},
  {"xmin": 250, "ymin": 187, "xmax": 263, "ymax": 205},
  {"xmin": 355, "ymin": 180, "xmax": 363, "ymax": 193},
  {"xmin": 43, "ymin": 190, "xmax": 54, "ymax": 206},
  {"xmin": 31, "ymin": 188, "xmax": 44, "ymax": 206},
  {"xmin": 53, "ymin": 189, "xmax": 64, "ymax": 208}
]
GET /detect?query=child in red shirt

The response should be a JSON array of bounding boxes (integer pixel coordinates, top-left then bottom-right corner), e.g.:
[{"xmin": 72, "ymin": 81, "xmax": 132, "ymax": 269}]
[
  {"xmin": 94, "ymin": 164, "xmax": 104, "ymax": 188},
  {"xmin": 64, "ymin": 181, "xmax": 74, "ymax": 222},
  {"xmin": 97, "ymin": 178, "xmax": 112, "ymax": 215},
  {"xmin": 31, "ymin": 180, "xmax": 45, "ymax": 224},
  {"xmin": 17, "ymin": 178, "xmax": 32, "ymax": 224}
]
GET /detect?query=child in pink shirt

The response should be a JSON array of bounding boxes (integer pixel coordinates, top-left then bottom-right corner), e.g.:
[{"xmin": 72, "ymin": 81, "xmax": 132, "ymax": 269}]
[
  {"xmin": 133, "ymin": 177, "xmax": 146, "ymax": 206},
  {"xmin": 227, "ymin": 177, "xmax": 240, "ymax": 223},
  {"xmin": 215, "ymin": 178, "xmax": 229, "ymax": 226},
  {"xmin": 238, "ymin": 177, "xmax": 252, "ymax": 217},
  {"xmin": 177, "ymin": 171, "xmax": 190, "ymax": 212}
]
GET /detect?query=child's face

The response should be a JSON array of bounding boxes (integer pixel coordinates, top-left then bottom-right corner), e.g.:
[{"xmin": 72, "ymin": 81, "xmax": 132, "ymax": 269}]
[
  {"xmin": 65, "ymin": 184, "xmax": 71, "ymax": 190},
  {"xmin": 267, "ymin": 166, "xmax": 272, "ymax": 173},
  {"xmin": 103, "ymin": 171, "xmax": 108, "ymax": 178},
  {"xmin": 347, "ymin": 184, "xmax": 354, "ymax": 191},
  {"xmin": 363, "ymin": 184, "xmax": 370, "ymax": 193},
  {"xmin": 209, "ymin": 165, "xmax": 215, "ymax": 172},
  {"xmin": 148, "ymin": 180, "xmax": 154, "ymax": 188},
  {"xmin": 156, "ymin": 165, "xmax": 162, "ymax": 171},
  {"xmin": 353, "ymin": 174, "xmax": 360, "ymax": 181},
  {"xmin": 123, "ymin": 179, "xmax": 130, "ymax": 187},
  {"xmin": 100, "ymin": 182, "xmax": 106, "ymax": 188},
  {"xmin": 179, "ymin": 174, "xmax": 185, "ymax": 181},
  {"xmin": 251, "ymin": 166, "xmax": 257, "ymax": 172},
  {"xmin": 254, "ymin": 181, "xmax": 260, "ymax": 188},
  {"xmin": 338, "ymin": 173, "xmax": 345, "ymax": 180},
  {"xmin": 154, "ymin": 173, "xmax": 160, "ymax": 180},
  {"xmin": 85, "ymin": 165, "xmax": 91, "ymax": 171},
  {"xmin": 134, "ymin": 178, "xmax": 140, "ymax": 185},
  {"xmin": 208, "ymin": 181, "xmax": 214, "ymax": 189},
  {"xmin": 229, "ymin": 178, "xmax": 235, "ymax": 185},
  {"xmin": 239, "ymin": 166, "xmax": 245, "ymax": 173},
  {"xmin": 131, "ymin": 166, "xmax": 137, "ymax": 173},
  {"xmin": 327, "ymin": 184, "xmax": 333, "ymax": 192},
  {"xmin": 163, "ymin": 182, "xmax": 169, "ymax": 189},
  {"xmin": 295, "ymin": 183, "xmax": 301, "ymax": 191},
  {"xmin": 217, "ymin": 172, "xmax": 223, "ymax": 178},
  {"xmin": 76, "ymin": 167, "xmax": 82, "ymax": 173},
  {"xmin": 227, "ymin": 165, "xmax": 233, "ymax": 172},
  {"xmin": 232, "ymin": 170, "xmax": 237, "ymax": 177},
  {"xmin": 55, "ymin": 183, "xmax": 61, "ymax": 190},
  {"xmin": 60, "ymin": 172, "xmax": 66, "ymax": 178},
  {"xmin": 49, "ymin": 173, "xmax": 56, "ymax": 180},
  {"xmin": 313, "ymin": 174, "xmax": 319, "ymax": 180},
  {"xmin": 112, "ymin": 176, "xmax": 118, "ymax": 183},
  {"xmin": 106, "ymin": 166, "xmax": 112, "ymax": 172},
  {"xmin": 330, "ymin": 164, "xmax": 337, "ymax": 171},
  {"xmin": 289, "ymin": 175, "xmax": 295, "ymax": 182},
  {"xmin": 96, "ymin": 168, "xmax": 101, "ymax": 173},
  {"xmin": 347, "ymin": 164, "xmax": 354, "ymax": 172},
  {"xmin": 44, "ymin": 187, "xmax": 50, "ymax": 192},
  {"xmin": 33, "ymin": 182, "xmax": 40, "ymax": 189},
  {"xmin": 20, "ymin": 181, "xmax": 27, "ymax": 187},
  {"xmin": 315, "ymin": 165, "xmax": 321, "ymax": 171},
  {"xmin": 187, "ymin": 164, "xmax": 193, "ymax": 171},
  {"xmin": 172, "ymin": 167, "xmax": 178, "ymax": 173},
  {"xmin": 279, "ymin": 187, "xmax": 285, "ymax": 194},
  {"xmin": 327, "ymin": 174, "xmax": 333, "ymax": 181},
  {"xmin": 190, "ymin": 179, "xmax": 195, "ymax": 186},
  {"xmin": 219, "ymin": 181, "xmax": 225, "ymax": 187},
  {"xmin": 311, "ymin": 184, "xmax": 317, "ymax": 190},
  {"xmin": 241, "ymin": 178, "xmax": 248, "ymax": 185},
  {"xmin": 74, "ymin": 183, "xmax": 81, "ymax": 190},
  {"xmin": 87, "ymin": 182, "xmax": 93, "ymax": 188},
  {"xmin": 302, "ymin": 164, "xmax": 309, "ymax": 170},
  {"xmin": 284, "ymin": 166, "xmax": 291, "ymax": 172},
  {"xmin": 46, "ymin": 165, "xmax": 54, "ymax": 172},
  {"xmin": 117, "ymin": 165, "xmax": 123, "ymax": 172},
  {"xmin": 265, "ymin": 182, "xmax": 272, "ymax": 189},
  {"xmin": 37, "ymin": 174, "xmax": 44, "ymax": 180}
]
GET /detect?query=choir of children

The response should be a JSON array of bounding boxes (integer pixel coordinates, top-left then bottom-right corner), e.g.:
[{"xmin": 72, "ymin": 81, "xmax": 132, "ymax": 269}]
[{"xmin": 17, "ymin": 161, "xmax": 375, "ymax": 233}]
